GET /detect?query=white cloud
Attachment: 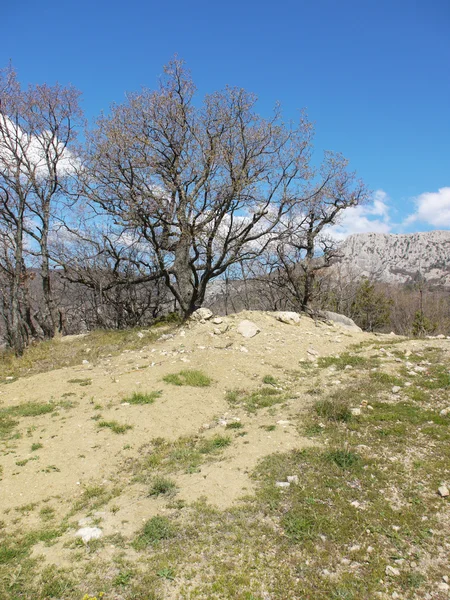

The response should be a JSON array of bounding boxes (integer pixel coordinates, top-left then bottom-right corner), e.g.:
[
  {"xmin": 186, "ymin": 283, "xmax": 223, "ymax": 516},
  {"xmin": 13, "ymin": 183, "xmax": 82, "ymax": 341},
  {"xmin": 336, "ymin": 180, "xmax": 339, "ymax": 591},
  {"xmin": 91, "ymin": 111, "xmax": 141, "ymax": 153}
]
[
  {"xmin": 329, "ymin": 189, "xmax": 392, "ymax": 241},
  {"xmin": 404, "ymin": 187, "xmax": 450, "ymax": 228}
]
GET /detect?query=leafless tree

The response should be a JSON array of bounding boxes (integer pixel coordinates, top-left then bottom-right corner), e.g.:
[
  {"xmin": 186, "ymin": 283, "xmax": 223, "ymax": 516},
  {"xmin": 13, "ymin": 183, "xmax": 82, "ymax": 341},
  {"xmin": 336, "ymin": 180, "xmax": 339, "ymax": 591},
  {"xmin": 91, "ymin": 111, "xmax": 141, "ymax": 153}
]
[
  {"xmin": 0, "ymin": 65, "xmax": 83, "ymax": 352},
  {"xmin": 81, "ymin": 58, "xmax": 313, "ymax": 319}
]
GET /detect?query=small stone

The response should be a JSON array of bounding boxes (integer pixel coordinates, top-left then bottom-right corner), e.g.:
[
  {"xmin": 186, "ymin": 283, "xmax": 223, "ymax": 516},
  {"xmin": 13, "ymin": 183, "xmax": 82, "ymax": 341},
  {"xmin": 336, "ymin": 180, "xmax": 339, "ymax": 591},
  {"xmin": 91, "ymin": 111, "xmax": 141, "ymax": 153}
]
[
  {"xmin": 392, "ymin": 386, "xmax": 401, "ymax": 394},
  {"xmin": 237, "ymin": 320, "xmax": 260, "ymax": 338},
  {"xmin": 404, "ymin": 381, "xmax": 412, "ymax": 387},
  {"xmin": 275, "ymin": 481, "xmax": 290, "ymax": 488},
  {"xmin": 82, "ymin": 359, "xmax": 89, "ymax": 365},
  {"xmin": 158, "ymin": 333, "xmax": 174, "ymax": 341},
  {"xmin": 345, "ymin": 365, "xmax": 353, "ymax": 370},
  {"xmin": 438, "ymin": 485, "xmax": 449, "ymax": 497},
  {"xmin": 443, "ymin": 576, "xmax": 449, "ymax": 583},
  {"xmin": 287, "ymin": 475, "xmax": 299, "ymax": 484},
  {"xmin": 240, "ymin": 346, "xmax": 249, "ymax": 353},
  {"xmin": 137, "ymin": 331, "xmax": 144, "ymax": 339},
  {"xmin": 385, "ymin": 566, "xmax": 400, "ymax": 577},
  {"xmin": 75, "ymin": 527, "xmax": 102, "ymax": 543},
  {"xmin": 366, "ymin": 405, "xmax": 374, "ymax": 411},
  {"xmin": 212, "ymin": 317, "xmax": 223, "ymax": 324},
  {"xmin": 392, "ymin": 525, "xmax": 400, "ymax": 532},
  {"xmin": 438, "ymin": 583, "xmax": 450, "ymax": 592},
  {"xmin": 440, "ymin": 408, "xmax": 449, "ymax": 416},
  {"xmin": 350, "ymin": 408, "xmax": 361, "ymax": 416},
  {"xmin": 276, "ymin": 311, "xmax": 301, "ymax": 325},
  {"xmin": 307, "ymin": 347, "xmax": 319, "ymax": 356},
  {"xmin": 350, "ymin": 500, "xmax": 361, "ymax": 508},
  {"xmin": 349, "ymin": 544, "xmax": 361, "ymax": 552}
]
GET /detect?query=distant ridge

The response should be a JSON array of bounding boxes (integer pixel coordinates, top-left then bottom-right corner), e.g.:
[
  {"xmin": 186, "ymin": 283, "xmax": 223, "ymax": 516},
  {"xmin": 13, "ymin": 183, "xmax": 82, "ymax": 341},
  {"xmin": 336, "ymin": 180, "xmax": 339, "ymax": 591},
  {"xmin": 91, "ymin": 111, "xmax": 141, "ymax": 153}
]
[{"xmin": 337, "ymin": 230, "xmax": 450, "ymax": 286}]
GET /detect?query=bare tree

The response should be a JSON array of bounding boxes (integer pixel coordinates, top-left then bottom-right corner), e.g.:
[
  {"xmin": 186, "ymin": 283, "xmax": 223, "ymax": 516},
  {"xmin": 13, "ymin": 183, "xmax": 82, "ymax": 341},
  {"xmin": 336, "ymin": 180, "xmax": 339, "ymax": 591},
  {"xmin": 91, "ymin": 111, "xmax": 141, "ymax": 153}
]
[
  {"xmin": 0, "ymin": 65, "xmax": 83, "ymax": 352},
  {"xmin": 81, "ymin": 58, "xmax": 313, "ymax": 319}
]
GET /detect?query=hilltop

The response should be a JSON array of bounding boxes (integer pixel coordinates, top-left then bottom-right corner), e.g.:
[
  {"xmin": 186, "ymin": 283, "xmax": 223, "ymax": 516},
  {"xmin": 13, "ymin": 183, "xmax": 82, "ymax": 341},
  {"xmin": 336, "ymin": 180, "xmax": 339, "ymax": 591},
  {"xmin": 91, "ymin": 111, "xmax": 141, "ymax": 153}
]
[{"xmin": 0, "ymin": 310, "xmax": 449, "ymax": 599}]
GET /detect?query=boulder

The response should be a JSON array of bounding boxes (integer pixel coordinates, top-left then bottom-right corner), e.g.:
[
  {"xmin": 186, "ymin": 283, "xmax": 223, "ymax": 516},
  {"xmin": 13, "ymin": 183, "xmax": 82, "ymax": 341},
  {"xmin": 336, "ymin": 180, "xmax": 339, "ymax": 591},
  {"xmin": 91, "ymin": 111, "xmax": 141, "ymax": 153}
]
[
  {"xmin": 322, "ymin": 311, "xmax": 362, "ymax": 332},
  {"xmin": 237, "ymin": 320, "xmax": 260, "ymax": 338},
  {"xmin": 276, "ymin": 311, "xmax": 301, "ymax": 325}
]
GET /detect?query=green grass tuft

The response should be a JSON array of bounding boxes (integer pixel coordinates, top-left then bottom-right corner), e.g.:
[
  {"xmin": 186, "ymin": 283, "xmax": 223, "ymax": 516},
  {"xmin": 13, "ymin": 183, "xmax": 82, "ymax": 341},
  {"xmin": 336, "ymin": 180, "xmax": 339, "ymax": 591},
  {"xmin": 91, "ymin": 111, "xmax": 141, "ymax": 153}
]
[
  {"xmin": 149, "ymin": 476, "xmax": 178, "ymax": 497},
  {"xmin": 163, "ymin": 369, "xmax": 212, "ymax": 387},
  {"xmin": 125, "ymin": 390, "xmax": 162, "ymax": 404},
  {"xmin": 98, "ymin": 420, "xmax": 133, "ymax": 434}
]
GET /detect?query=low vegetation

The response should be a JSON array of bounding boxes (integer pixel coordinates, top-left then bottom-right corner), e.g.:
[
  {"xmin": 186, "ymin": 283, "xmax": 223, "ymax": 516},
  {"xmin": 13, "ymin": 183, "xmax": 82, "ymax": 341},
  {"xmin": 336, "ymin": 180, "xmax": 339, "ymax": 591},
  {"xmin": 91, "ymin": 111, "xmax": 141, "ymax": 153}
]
[{"xmin": 162, "ymin": 369, "xmax": 212, "ymax": 387}]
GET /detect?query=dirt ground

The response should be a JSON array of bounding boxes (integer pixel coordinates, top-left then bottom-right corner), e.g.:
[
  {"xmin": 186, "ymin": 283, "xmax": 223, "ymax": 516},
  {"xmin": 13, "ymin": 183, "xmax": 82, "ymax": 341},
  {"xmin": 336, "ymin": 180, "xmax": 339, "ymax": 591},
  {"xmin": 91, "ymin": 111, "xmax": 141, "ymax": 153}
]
[{"xmin": 0, "ymin": 311, "xmax": 383, "ymax": 549}]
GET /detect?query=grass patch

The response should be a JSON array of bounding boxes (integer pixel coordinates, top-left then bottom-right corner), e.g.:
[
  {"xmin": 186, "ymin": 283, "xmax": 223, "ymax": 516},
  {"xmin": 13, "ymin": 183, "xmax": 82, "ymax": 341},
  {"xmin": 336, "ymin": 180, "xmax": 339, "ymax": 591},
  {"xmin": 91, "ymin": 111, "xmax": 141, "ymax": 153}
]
[
  {"xmin": 226, "ymin": 386, "xmax": 284, "ymax": 413},
  {"xmin": 149, "ymin": 476, "xmax": 178, "ymax": 497},
  {"xmin": 134, "ymin": 516, "xmax": 175, "ymax": 549},
  {"xmin": 318, "ymin": 352, "xmax": 379, "ymax": 370},
  {"xmin": 68, "ymin": 378, "xmax": 92, "ymax": 386},
  {"xmin": 225, "ymin": 421, "xmax": 244, "ymax": 430},
  {"xmin": 98, "ymin": 420, "xmax": 133, "ymax": 434},
  {"xmin": 125, "ymin": 390, "xmax": 162, "ymax": 404},
  {"xmin": 163, "ymin": 369, "xmax": 212, "ymax": 387},
  {"xmin": 314, "ymin": 398, "xmax": 352, "ymax": 422},
  {"xmin": 31, "ymin": 442, "xmax": 43, "ymax": 452},
  {"xmin": 262, "ymin": 375, "xmax": 278, "ymax": 385},
  {"xmin": 199, "ymin": 435, "xmax": 231, "ymax": 454}
]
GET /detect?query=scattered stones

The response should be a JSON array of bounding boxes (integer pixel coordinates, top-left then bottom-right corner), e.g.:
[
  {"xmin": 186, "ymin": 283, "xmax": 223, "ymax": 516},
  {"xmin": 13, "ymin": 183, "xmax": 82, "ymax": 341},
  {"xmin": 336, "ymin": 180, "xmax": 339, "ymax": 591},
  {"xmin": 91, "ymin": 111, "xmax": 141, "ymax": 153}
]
[
  {"xmin": 438, "ymin": 485, "xmax": 449, "ymax": 498},
  {"xmin": 191, "ymin": 308, "xmax": 213, "ymax": 321},
  {"xmin": 75, "ymin": 527, "xmax": 102, "ymax": 543},
  {"xmin": 276, "ymin": 311, "xmax": 301, "ymax": 325},
  {"xmin": 385, "ymin": 565, "xmax": 400, "ymax": 577},
  {"xmin": 237, "ymin": 320, "xmax": 260, "ymax": 338},
  {"xmin": 158, "ymin": 333, "xmax": 174, "ymax": 341}
]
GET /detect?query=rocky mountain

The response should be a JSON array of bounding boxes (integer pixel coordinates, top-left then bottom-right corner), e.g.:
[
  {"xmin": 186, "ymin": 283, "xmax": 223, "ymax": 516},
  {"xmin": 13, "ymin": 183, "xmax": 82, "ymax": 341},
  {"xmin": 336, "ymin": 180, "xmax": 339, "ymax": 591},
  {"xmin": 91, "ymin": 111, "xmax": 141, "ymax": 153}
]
[{"xmin": 337, "ymin": 230, "xmax": 450, "ymax": 286}]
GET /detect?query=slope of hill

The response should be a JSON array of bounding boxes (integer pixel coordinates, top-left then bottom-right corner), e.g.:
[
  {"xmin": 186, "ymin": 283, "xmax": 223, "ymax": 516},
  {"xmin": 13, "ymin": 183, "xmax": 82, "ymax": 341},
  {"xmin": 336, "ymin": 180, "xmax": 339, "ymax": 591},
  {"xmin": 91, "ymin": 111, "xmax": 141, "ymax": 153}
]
[
  {"xmin": 1, "ymin": 311, "xmax": 449, "ymax": 599},
  {"xmin": 338, "ymin": 230, "xmax": 450, "ymax": 286}
]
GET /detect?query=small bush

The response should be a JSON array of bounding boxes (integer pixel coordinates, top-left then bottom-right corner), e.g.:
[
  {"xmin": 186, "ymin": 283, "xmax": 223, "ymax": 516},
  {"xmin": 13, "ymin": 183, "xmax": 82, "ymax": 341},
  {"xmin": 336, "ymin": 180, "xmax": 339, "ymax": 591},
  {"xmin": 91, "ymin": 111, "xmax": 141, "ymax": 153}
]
[
  {"xmin": 262, "ymin": 375, "xmax": 278, "ymax": 385},
  {"xmin": 225, "ymin": 421, "xmax": 243, "ymax": 430},
  {"xmin": 163, "ymin": 369, "xmax": 212, "ymax": 387}
]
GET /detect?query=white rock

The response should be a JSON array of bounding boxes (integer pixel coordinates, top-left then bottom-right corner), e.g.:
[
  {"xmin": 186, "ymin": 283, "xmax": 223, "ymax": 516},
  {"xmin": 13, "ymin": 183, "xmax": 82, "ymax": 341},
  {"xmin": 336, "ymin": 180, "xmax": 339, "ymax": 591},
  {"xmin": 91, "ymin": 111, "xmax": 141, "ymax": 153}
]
[
  {"xmin": 438, "ymin": 583, "xmax": 450, "ymax": 592},
  {"xmin": 307, "ymin": 347, "xmax": 319, "ymax": 357},
  {"xmin": 276, "ymin": 311, "xmax": 301, "ymax": 325},
  {"xmin": 75, "ymin": 527, "xmax": 102, "ymax": 543},
  {"xmin": 239, "ymin": 346, "xmax": 249, "ymax": 353},
  {"xmin": 82, "ymin": 359, "xmax": 89, "ymax": 365},
  {"xmin": 212, "ymin": 317, "xmax": 223, "ymax": 324},
  {"xmin": 275, "ymin": 481, "xmax": 290, "ymax": 488},
  {"xmin": 237, "ymin": 320, "xmax": 260, "ymax": 338},
  {"xmin": 191, "ymin": 308, "xmax": 213, "ymax": 321},
  {"xmin": 385, "ymin": 566, "xmax": 400, "ymax": 577},
  {"xmin": 287, "ymin": 475, "xmax": 299, "ymax": 484},
  {"xmin": 392, "ymin": 386, "xmax": 401, "ymax": 394},
  {"xmin": 438, "ymin": 485, "xmax": 449, "ymax": 497},
  {"xmin": 350, "ymin": 408, "xmax": 361, "ymax": 416},
  {"xmin": 440, "ymin": 408, "xmax": 449, "ymax": 416},
  {"xmin": 443, "ymin": 576, "xmax": 449, "ymax": 583},
  {"xmin": 137, "ymin": 331, "xmax": 145, "ymax": 339}
]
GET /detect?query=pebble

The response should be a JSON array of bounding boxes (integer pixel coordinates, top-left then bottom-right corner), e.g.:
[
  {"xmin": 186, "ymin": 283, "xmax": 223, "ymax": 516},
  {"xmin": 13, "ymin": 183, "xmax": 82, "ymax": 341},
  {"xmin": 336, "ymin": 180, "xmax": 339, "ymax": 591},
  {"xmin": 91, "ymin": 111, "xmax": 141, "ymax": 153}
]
[
  {"xmin": 287, "ymin": 475, "xmax": 299, "ymax": 484},
  {"xmin": 391, "ymin": 386, "xmax": 401, "ymax": 394},
  {"xmin": 275, "ymin": 481, "xmax": 290, "ymax": 489},
  {"xmin": 438, "ymin": 583, "xmax": 450, "ymax": 592},
  {"xmin": 385, "ymin": 566, "xmax": 400, "ymax": 577},
  {"xmin": 438, "ymin": 485, "xmax": 449, "ymax": 497},
  {"xmin": 350, "ymin": 408, "xmax": 361, "ymax": 416}
]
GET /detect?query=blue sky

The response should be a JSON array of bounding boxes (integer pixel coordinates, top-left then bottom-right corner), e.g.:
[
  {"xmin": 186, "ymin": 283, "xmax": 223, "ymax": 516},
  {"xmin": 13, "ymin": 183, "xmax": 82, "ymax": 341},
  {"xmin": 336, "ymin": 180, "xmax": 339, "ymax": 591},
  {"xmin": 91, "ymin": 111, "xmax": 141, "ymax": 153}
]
[{"xmin": 3, "ymin": 0, "xmax": 449, "ymax": 236}]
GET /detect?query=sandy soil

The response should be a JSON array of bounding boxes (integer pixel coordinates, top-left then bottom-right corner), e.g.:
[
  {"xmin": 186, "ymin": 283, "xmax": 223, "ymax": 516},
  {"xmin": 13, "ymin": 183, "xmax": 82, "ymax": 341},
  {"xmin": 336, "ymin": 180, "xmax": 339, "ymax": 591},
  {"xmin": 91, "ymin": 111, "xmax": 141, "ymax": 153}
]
[{"xmin": 0, "ymin": 310, "xmax": 374, "ymax": 543}]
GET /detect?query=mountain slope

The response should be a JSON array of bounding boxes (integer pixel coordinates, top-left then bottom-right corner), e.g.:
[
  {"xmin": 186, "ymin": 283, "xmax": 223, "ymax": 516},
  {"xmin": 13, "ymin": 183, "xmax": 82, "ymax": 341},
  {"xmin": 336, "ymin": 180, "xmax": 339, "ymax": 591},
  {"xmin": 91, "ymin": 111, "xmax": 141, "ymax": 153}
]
[{"xmin": 338, "ymin": 230, "xmax": 450, "ymax": 285}]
